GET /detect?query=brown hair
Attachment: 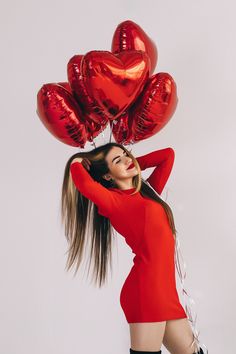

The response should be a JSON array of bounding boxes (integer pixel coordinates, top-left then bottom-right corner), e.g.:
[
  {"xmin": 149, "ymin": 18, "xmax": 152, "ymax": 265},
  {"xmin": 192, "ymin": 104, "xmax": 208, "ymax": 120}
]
[{"xmin": 61, "ymin": 142, "xmax": 177, "ymax": 287}]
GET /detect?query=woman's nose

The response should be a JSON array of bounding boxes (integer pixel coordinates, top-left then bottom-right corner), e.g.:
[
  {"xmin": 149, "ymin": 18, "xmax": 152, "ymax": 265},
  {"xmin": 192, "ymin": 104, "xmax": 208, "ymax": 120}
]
[{"xmin": 125, "ymin": 157, "xmax": 132, "ymax": 165}]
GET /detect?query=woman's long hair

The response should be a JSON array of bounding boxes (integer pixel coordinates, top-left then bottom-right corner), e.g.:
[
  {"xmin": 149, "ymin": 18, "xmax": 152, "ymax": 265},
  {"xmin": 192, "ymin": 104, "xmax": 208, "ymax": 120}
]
[{"xmin": 61, "ymin": 142, "xmax": 177, "ymax": 287}]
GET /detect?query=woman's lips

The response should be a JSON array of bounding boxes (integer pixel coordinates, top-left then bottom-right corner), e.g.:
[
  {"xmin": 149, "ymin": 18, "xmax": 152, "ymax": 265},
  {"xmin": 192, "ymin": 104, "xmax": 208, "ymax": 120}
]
[{"xmin": 127, "ymin": 163, "xmax": 135, "ymax": 170}]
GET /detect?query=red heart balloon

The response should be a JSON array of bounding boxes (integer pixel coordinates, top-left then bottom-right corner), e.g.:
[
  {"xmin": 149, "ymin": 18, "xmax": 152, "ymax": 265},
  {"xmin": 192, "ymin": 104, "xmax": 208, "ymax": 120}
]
[
  {"xmin": 56, "ymin": 81, "xmax": 109, "ymax": 143},
  {"xmin": 36, "ymin": 83, "xmax": 88, "ymax": 148},
  {"xmin": 111, "ymin": 72, "xmax": 178, "ymax": 144},
  {"xmin": 67, "ymin": 55, "xmax": 110, "ymax": 127},
  {"xmin": 128, "ymin": 72, "xmax": 178, "ymax": 142},
  {"xmin": 81, "ymin": 50, "xmax": 150, "ymax": 120},
  {"xmin": 111, "ymin": 20, "xmax": 158, "ymax": 76}
]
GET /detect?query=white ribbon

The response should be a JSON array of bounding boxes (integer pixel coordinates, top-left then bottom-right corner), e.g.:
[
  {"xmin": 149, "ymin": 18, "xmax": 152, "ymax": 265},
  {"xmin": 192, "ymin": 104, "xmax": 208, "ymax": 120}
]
[{"xmin": 174, "ymin": 233, "xmax": 209, "ymax": 353}]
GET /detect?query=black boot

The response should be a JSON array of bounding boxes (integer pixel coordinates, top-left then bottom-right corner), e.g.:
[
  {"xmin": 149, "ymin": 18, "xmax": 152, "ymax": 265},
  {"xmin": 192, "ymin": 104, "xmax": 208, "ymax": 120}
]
[
  {"xmin": 130, "ymin": 349, "xmax": 161, "ymax": 354},
  {"xmin": 194, "ymin": 348, "xmax": 204, "ymax": 354}
]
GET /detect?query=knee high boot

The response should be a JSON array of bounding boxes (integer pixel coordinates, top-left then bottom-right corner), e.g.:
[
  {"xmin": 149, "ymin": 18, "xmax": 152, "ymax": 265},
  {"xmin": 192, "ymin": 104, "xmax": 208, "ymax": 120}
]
[{"xmin": 130, "ymin": 349, "xmax": 161, "ymax": 354}]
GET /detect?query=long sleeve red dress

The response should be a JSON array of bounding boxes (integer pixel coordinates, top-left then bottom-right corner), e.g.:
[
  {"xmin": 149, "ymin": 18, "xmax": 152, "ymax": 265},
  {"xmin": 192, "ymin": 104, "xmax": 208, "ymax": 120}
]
[{"xmin": 70, "ymin": 147, "xmax": 188, "ymax": 323}]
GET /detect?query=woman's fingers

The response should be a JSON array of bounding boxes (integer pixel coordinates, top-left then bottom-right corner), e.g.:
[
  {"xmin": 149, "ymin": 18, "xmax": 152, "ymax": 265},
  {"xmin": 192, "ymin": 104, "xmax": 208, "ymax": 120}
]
[
  {"xmin": 85, "ymin": 158, "xmax": 91, "ymax": 165},
  {"xmin": 82, "ymin": 158, "xmax": 91, "ymax": 170}
]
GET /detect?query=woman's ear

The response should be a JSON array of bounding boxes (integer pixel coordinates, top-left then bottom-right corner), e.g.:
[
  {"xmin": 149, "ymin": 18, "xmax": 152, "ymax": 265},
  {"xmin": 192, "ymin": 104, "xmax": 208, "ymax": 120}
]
[{"xmin": 102, "ymin": 174, "xmax": 112, "ymax": 181}]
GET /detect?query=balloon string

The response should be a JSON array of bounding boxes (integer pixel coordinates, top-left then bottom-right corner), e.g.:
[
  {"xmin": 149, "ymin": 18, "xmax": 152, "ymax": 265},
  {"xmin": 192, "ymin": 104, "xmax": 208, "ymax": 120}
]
[
  {"xmin": 174, "ymin": 233, "xmax": 208, "ymax": 353},
  {"xmin": 109, "ymin": 120, "xmax": 114, "ymax": 143},
  {"xmin": 88, "ymin": 134, "xmax": 97, "ymax": 149}
]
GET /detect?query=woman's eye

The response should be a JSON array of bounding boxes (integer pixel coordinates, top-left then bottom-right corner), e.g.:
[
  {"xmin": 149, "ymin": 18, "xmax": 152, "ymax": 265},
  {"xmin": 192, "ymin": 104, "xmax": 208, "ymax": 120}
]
[{"xmin": 116, "ymin": 152, "xmax": 129, "ymax": 164}]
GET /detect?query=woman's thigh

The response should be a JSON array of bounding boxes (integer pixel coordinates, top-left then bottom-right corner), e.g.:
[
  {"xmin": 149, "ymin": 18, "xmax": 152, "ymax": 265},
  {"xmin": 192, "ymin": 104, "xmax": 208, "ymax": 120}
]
[
  {"xmin": 129, "ymin": 321, "xmax": 166, "ymax": 351},
  {"xmin": 163, "ymin": 318, "xmax": 198, "ymax": 354}
]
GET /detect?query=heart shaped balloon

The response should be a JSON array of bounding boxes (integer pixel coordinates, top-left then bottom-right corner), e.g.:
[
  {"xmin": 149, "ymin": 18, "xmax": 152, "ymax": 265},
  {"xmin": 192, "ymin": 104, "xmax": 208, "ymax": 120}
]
[
  {"xmin": 110, "ymin": 72, "xmax": 178, "ymax": 144},
  {"xmin": 67, "ymin": 54, "xmax": 110, "ymax": 127},
  {"xmin": 81, "ymin": 50, "xmax": 151, "ymax": 120},
  {"xmin": 111, "ymin": 20, "xmax": 158, "ymax": 76},
  {"xmin": 37, "ymin": 82, "xmax": 108, "ymax": 145},
  {"xmin": 36, "ymin": 83, "xmax": 89, "ymax": 147}
]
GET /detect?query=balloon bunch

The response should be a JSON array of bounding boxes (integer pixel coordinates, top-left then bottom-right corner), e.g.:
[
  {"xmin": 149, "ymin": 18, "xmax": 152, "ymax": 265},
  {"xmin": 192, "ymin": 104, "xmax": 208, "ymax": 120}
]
[{"xmin": 36, "ymin": 20, "xmax": 178, "ymax": 148}]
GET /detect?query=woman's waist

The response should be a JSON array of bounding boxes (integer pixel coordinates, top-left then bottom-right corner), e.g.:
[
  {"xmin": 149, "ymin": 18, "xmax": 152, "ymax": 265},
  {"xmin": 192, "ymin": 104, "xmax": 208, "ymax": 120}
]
[{"xmin": 131, "ymin": 253, "xmax": 175, "ymax": 270}]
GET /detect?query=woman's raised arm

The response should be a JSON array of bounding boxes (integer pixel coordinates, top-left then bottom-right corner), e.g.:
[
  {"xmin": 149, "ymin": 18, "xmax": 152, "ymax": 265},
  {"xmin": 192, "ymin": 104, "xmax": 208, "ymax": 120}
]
[
  {"xmin": 135, "ymin": 147, "xmax": 175, "ymax": 195},
  {"xmin": 70, "ymin": 160, "xmax": 116, "ymax": 217}
]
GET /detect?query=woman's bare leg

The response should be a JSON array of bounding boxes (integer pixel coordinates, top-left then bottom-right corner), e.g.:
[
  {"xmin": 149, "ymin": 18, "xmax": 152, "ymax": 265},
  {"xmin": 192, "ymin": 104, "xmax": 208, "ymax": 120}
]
[
  {"xmin": 162, "ymin": 318, "xmax": 198, "ymax": 354},
  {"xmin": 129, "ymin": 321, "xmax": 166, "ymax": 352}
]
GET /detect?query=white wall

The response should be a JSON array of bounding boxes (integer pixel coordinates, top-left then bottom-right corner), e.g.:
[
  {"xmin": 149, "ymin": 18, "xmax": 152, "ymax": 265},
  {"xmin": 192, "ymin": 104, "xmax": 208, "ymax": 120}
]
[{"xmin": 1, "ymin": 0, "xmax": 235, "ymax": 353}]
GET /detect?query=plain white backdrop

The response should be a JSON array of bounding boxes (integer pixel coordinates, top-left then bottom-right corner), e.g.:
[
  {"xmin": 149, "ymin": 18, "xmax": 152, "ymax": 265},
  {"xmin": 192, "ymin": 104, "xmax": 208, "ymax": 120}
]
[{"xmin": 1, "ymin": 0, "xmax": 235, "ymax": 353}]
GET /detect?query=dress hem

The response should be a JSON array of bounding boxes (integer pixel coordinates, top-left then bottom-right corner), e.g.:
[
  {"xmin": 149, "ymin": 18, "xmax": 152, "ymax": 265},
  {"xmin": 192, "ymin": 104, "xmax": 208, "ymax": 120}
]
[{"xmin": 126, "ymin": 313, "xmax": 188, "ymax": 324}]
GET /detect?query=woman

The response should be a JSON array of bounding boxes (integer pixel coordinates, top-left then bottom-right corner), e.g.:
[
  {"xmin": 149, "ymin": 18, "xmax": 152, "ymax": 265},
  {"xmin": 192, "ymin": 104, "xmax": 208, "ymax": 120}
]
[{"xmin": 61, "ymin": 142, "xmax": 204, "ymax": 354}]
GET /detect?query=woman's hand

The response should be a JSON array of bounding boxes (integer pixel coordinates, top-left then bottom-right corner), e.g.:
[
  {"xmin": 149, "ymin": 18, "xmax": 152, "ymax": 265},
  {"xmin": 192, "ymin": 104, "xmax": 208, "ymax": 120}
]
[
  {"xmin": 71, "ymin": 157, "xmax": 91, "ymax": 171},
  {"xmin": 81, "ymin": 158, "xmax": 91, "ymax": 171}
]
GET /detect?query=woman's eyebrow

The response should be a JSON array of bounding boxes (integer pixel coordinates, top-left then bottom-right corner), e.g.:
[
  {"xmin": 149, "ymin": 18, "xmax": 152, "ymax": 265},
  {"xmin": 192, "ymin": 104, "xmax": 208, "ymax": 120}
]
[{"xmin": 112, "ymin": 150, "xmax": 126, "ymax": 163}]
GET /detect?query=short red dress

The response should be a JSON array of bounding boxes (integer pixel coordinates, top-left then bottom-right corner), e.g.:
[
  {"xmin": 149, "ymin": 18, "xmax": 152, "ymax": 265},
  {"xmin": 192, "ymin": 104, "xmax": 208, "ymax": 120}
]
[{"xmin": 70, "ymin": 147, "xmax": 187, "ymax": 323}]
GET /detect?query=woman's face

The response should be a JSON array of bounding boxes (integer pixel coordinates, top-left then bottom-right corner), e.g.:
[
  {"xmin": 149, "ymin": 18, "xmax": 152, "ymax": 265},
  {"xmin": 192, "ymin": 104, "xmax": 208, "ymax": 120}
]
[{"xmin": 103, "ymin": 146, "xmax": 138, "ymax": 184}]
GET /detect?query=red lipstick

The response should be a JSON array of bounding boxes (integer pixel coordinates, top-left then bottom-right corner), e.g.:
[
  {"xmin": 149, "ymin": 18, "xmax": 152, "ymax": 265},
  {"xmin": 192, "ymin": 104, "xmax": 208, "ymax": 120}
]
[{"xmin": 127, "ymin": 162, "xmax": 134, "ymax": 170}]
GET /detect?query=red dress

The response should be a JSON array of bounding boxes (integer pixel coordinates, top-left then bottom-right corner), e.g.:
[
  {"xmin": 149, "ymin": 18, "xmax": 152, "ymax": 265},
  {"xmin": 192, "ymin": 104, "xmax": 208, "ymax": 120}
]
[{"xmin": 70, "ymin": 147, "xmax": 187, "ymax": 323}]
